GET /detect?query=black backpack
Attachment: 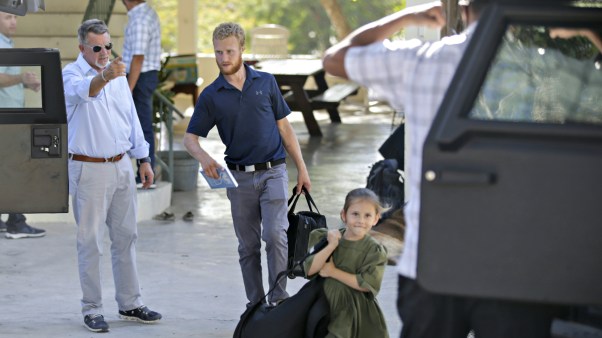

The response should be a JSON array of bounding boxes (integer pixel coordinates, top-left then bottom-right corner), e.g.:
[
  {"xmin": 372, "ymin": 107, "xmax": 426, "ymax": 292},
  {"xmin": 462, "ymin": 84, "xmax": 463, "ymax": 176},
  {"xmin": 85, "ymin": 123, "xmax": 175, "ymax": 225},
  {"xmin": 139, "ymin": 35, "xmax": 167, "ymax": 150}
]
[{"xmin": 366, "ymin": 159, "xmax": 404, "ymax": 219}]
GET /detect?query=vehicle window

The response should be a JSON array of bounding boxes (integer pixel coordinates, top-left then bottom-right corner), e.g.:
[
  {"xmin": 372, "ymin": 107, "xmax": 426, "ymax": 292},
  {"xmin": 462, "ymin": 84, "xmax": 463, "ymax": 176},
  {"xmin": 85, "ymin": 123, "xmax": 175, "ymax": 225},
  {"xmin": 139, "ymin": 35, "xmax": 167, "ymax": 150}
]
[
  {"xmin": 0, "ymin": 65, "xmax": 42, "ymax": 109},
  {"xmin": 468, "ymin": 24, "xmax": 602, "ymax": 125}
]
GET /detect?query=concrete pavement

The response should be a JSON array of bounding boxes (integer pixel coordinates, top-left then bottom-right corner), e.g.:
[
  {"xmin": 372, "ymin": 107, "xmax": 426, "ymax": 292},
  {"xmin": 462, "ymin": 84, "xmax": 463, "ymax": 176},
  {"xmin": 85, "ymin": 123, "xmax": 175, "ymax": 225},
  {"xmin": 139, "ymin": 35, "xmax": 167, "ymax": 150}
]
[{"xmin": 0, "ymin": 106, "xmax": 403, "ymax": 337}]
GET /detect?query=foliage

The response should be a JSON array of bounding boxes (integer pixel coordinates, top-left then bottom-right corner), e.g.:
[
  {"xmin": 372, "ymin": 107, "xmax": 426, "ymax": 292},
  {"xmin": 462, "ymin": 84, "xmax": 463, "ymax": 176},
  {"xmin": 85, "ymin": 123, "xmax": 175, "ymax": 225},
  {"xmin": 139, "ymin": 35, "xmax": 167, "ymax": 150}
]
[
  {"xmin": 153, "ymin": 0, "xmax": 404, "ymax": 55},
  {"xmin": 513, "ymin": 25, "xmax": 599, "ymax": 60}
]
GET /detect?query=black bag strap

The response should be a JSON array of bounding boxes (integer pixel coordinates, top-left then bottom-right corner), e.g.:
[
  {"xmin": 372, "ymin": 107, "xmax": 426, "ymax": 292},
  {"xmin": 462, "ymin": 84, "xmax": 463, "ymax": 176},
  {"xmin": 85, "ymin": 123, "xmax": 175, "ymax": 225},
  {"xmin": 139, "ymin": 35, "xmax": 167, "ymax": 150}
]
[
  {"xmin": 287, "ymin": 186, "xmax": 321, "ymax": 215},
  {"xmin": 252, "ymin": 243, "xmax": 322, "ymax": 310}
]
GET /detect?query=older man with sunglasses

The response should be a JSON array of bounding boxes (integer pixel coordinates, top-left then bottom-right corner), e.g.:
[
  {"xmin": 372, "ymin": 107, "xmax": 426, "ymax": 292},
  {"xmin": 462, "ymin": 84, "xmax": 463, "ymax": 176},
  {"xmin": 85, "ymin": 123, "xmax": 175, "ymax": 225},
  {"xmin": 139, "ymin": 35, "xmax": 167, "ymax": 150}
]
[{"xmin": 62, "ymin": 19, "xmax": 161, "ymax": 333}]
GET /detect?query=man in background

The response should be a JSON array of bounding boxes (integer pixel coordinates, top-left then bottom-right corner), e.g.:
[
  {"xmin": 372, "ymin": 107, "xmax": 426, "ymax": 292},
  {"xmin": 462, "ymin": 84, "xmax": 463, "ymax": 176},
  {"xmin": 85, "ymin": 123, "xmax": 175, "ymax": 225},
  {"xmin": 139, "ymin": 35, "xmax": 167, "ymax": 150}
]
[{"xmin": 121, "ymin": 0, "xmax": 161, "ymax": 184}]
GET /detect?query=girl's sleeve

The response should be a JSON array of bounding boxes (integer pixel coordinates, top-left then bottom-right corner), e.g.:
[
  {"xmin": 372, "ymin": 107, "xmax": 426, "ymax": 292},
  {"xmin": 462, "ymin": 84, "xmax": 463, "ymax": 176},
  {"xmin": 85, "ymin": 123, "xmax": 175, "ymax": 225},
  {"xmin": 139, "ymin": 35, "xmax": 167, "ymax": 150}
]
[
  {"xmin": 356, "ymin": 240, "xmax": 388, "ymax": 298},
  {"xmin": 302, "ymin": 228, "xmax": 329, "ymax": 278}
]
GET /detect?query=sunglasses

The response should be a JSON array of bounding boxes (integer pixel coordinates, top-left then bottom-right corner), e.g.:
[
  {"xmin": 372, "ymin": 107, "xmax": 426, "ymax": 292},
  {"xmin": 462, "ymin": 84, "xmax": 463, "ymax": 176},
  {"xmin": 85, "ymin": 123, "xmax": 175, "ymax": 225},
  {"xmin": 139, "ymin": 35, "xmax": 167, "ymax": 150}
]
[{"xmin": 85, "ymin": 42, "xmax": 113, "ymax": 53}]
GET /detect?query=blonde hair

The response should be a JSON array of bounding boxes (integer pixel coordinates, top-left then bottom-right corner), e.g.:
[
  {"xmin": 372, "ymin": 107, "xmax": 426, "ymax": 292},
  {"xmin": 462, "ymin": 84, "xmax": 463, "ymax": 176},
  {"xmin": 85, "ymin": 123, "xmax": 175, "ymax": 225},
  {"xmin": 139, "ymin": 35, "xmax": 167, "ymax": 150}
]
[{"xmin": 212, "ymin": 22, "xmax": 245, "ymax": 48}]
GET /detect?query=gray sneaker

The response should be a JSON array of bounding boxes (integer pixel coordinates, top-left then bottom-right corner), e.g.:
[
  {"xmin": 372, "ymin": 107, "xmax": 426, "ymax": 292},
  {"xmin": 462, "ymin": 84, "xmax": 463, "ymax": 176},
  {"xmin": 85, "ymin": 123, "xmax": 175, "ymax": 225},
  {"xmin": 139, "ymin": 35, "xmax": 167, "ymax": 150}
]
[{"xmin": 118, "ymin": 305, "xmax": 162, "ymax": 323}]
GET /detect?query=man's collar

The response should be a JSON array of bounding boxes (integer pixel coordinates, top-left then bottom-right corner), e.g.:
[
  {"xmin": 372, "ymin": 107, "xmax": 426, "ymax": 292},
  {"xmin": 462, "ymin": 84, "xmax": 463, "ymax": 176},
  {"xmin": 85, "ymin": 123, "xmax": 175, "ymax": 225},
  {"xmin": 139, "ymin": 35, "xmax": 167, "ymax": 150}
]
[
  {"xmin": 463, "ymin": 22, "xmax": 479, "ymax": 36},
  {"xmin": 245, "ymin": 63, "xmax": 261, "ymax": 80},
  {"xmin": 128, "ymin": 2, "xmax": 147, "ymax": 16},
  {"xmin": 0, "ymin": 32, "xmax": 13, "ymax": 46},
  {"xmin": 216, "ymin": 63, "xmax": 260, "ymax": 90},
  {"xmin": 76, "ymin": 53, "xmax": 98, "ymax": 75}
]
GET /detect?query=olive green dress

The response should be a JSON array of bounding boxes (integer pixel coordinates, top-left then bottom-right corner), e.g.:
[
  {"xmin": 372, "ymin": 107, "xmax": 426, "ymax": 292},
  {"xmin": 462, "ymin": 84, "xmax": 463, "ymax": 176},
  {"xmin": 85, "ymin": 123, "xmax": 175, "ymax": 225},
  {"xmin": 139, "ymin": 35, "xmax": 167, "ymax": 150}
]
[{"xmin": 304, "ymin": 228, "xmax": 389, "ymax": 338}]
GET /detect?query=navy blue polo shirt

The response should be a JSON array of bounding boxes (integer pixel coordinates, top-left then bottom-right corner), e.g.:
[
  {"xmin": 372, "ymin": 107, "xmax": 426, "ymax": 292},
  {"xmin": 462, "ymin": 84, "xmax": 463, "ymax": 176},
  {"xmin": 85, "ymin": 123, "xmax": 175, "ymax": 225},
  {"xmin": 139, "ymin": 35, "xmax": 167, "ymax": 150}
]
[{"xmin": 186, "ymin": 64, "xmax": 290, "ymax": 165}]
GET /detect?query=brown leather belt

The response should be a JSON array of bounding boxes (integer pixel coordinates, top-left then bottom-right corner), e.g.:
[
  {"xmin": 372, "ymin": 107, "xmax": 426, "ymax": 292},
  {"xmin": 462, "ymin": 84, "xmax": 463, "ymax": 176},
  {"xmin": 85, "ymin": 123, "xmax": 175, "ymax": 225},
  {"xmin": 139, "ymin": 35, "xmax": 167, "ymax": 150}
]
[{"xmin": 69, "ymin": 153, "xmax": 125, "ymax": 163}]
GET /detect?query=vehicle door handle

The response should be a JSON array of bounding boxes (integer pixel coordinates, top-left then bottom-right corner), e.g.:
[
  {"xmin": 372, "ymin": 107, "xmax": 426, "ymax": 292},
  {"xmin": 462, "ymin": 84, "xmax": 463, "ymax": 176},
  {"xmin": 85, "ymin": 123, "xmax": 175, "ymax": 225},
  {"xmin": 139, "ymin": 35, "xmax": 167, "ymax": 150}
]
[
  {"xmin": 32, "ymin": 126, "xmax": 61, "ymax": 158},
  {"xmin": 424, "ymin": 169, "xmax": 495, "ymax": 185}
]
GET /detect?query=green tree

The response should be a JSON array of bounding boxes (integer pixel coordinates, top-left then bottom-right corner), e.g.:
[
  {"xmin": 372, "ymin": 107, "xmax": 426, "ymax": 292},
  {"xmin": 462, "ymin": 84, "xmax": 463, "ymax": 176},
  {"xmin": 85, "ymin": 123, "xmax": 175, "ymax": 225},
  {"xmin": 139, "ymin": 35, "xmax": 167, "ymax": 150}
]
[{"xmin": 154, "ymin": 0, "xmax": 404, "ymax": 55}]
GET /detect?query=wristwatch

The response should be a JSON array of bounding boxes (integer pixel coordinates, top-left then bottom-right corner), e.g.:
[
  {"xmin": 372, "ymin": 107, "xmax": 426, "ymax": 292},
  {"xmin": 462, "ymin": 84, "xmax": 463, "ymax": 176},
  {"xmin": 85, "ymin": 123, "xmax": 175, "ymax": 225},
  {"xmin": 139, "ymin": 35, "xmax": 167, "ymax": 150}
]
[{"xmin": 137, "ymin": 157, "xmax": 151, "ymax": 165}]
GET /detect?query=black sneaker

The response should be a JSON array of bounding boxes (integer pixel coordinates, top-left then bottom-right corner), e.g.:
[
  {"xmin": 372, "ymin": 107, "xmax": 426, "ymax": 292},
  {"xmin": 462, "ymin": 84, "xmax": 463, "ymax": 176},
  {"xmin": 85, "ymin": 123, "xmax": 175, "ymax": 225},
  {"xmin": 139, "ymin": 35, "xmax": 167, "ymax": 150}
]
[
  {"xmin": 83, "ymin": 314, "xmax": 109, "ymax": 333},
  {"xmin": 118, "ymin": 305, "xmax": 162, "ymax": 323},
  {"xmin": 5, "ymin": 222, "xmax": 46, "ymax": 239},
  {"xmin": 6, "ymin": 221, "xmax": 46, "ymax": 239}
]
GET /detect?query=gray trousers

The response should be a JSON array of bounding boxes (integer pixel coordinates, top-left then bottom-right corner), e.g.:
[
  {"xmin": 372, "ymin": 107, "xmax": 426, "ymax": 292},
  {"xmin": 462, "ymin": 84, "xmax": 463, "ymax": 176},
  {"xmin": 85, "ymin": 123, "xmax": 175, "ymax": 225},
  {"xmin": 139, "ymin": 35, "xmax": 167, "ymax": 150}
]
[
  {"xmin": 69, "ymin": 155, "xmax": 144, "ymax": 316},
  {"xmin": 227, "ymin": 164, "xmax": 290, "ymax": 304}
]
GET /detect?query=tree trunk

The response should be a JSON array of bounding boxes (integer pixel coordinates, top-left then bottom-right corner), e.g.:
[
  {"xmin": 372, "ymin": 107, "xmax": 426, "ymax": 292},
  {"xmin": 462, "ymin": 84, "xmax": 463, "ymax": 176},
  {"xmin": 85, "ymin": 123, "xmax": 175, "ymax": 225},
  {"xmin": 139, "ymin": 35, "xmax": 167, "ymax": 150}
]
[
  {"xmin": 319, "ymin": 0, "xmax": 352, "ymax": 40},
  {"xmin": 442, "ymin": 0, "xmax": 463, "ymax": 37}
]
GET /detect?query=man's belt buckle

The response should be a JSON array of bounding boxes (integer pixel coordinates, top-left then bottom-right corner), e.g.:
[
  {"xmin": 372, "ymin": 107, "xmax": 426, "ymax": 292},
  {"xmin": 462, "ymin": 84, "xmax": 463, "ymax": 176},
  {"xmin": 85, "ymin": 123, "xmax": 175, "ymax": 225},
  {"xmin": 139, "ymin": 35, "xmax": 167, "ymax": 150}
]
[
  {"xmin": 105, "ymin": 154, "xmax": 122, "ymax": 163},
  {"xmin": 244, "ymin": 165, "xmax": 255, "ymax": 172}
]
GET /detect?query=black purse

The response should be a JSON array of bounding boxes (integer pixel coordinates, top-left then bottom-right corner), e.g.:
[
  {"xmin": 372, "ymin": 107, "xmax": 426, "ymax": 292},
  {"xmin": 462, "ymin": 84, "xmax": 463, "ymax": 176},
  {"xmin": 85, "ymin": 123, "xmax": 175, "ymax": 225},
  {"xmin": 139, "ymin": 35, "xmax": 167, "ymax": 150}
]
[
  {"xmin": 287, "ymin": 187, "xmax": 328, "ymax": 278},
  {"xmin": 233, "ymin": 277, "xmax": 329, "ymax": 338}
]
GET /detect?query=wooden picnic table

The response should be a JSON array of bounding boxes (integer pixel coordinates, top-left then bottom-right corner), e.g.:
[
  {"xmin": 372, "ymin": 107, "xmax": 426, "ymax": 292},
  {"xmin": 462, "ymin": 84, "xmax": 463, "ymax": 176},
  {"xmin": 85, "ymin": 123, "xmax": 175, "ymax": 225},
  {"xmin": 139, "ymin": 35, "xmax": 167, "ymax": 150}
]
[{"xmin": 254, "ymin": 59, "xmax": 359, "ymax": 137}]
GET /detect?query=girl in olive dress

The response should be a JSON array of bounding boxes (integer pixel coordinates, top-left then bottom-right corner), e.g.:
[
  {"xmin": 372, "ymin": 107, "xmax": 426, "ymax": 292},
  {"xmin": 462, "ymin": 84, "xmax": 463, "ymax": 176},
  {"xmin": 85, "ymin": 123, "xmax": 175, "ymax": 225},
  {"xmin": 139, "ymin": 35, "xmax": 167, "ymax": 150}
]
[{"xmin": 304, "ymin": 188, "xmax": 389, "ymax": 338}]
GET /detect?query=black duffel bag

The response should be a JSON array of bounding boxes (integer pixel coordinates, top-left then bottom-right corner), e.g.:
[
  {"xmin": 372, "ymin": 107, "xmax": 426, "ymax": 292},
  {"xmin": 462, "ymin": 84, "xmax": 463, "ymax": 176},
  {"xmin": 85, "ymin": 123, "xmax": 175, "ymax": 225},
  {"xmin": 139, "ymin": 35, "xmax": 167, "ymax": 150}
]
[{"xmin": 287, "ymin": 187, "xmax": 327, "ymax": 278}]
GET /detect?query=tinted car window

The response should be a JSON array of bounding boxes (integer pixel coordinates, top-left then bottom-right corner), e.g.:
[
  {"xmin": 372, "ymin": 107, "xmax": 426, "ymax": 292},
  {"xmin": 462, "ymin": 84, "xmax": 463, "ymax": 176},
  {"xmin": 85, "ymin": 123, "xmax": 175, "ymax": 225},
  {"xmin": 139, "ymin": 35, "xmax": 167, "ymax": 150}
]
[
  {"xmin": 0, "ymin": 65, "xmax": 42, "ymax": 109},
  {"xmin": 469, "ymin": 24, "xmax": 602, "ymax": 125}
]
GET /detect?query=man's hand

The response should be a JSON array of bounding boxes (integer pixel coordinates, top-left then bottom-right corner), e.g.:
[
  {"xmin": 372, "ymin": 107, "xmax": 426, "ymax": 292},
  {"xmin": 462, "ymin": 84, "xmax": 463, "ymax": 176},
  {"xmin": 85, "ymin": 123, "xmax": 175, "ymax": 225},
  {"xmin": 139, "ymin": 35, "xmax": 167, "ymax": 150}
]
[
  {"xmin": 549, "ymin": 28, "xmax": 602, "ymax": 53},
  {"xmin": 408, "ymin": 1, "xmax": 445, "ymax": 29},
  {"xmin": 138, "ymin": 162, "xmax": 154, "ymax": 189},
  {"xmin": 21, "ymin": 72, "xmax": 41, "ymax": 92},
  {"xmin": 199, "ymin": 156, "xmax": 221, "ymax": 179},
  {"xmin": 102, "ymin": 56, "xmax": 127, "ymax": 82}
]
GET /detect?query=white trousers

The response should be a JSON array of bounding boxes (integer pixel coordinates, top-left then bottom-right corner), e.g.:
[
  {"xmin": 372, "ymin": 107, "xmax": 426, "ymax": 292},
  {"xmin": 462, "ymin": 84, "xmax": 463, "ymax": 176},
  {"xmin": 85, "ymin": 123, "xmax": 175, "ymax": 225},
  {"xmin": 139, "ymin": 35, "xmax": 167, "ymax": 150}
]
[{"xmin": 69, "ymin": 155, "xmax": 144, "ymax": 316}]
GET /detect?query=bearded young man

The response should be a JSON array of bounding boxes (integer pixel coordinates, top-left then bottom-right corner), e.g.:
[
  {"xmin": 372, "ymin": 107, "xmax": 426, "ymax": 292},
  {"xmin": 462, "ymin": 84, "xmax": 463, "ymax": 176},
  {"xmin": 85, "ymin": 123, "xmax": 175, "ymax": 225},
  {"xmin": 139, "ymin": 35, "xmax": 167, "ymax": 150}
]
[{"xmin": 183, "ymin": 22, "xmax": 311, "ymax": 308}]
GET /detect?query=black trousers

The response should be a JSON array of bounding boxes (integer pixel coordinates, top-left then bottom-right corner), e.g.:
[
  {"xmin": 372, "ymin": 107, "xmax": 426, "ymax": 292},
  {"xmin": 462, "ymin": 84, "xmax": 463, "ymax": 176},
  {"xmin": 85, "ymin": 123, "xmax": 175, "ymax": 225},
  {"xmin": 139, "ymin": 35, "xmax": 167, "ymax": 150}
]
[
  {"xmin": 397, "ymin": 276, "xmax": 562, "ymax": 338},
  {"xmin": 0, "ymin": 213, "xmax": 26, "ymax": 225}
]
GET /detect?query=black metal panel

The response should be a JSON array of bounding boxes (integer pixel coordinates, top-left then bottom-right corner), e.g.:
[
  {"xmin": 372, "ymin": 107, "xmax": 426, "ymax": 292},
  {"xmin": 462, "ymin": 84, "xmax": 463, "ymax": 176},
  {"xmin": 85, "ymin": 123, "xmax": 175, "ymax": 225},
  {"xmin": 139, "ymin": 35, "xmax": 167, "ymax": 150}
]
[{"xmin": 0, "ymin": 48, "xmax": 68, "ymax": 213}]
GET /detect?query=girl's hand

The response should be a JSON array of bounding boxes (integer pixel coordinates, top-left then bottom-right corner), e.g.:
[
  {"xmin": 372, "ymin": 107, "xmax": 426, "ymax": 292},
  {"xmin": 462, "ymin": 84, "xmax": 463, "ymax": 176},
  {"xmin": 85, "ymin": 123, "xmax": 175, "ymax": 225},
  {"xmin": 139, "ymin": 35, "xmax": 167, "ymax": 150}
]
[
  {"xmin": 318, "ymin": 260, "xmax": 336, "ymax": 278},
  {"xmin": 327, "ymin": 229, "xmax": 341, "ymax": 248}
]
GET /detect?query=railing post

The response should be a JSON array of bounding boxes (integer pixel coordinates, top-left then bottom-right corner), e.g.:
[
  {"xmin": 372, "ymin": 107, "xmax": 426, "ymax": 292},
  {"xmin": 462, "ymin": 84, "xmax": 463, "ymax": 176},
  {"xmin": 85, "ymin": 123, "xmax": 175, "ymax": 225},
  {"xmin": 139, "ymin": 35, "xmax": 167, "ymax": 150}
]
[
  {"xmin": 83, "ymin": 0, "xmax": 117, "ymax": 24},
  {"xmin": 153, "ymin": 89, "xmax": 184, "ymax": 189}
]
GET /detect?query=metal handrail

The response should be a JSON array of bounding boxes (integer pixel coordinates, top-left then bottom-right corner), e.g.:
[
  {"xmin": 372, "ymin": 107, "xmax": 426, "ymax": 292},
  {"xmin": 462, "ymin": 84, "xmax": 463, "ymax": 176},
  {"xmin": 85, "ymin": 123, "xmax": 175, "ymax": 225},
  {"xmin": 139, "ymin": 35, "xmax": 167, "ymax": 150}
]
[
  {"xmin": 83, "ymin": 0, "xmax": 116, "ymax": 24},
  {"xmin": 153, "ymin": 89, "xmax": 185, "ymax": 185},
  {"xmin": 83, "ymin": 0, "xmax": 119, "ymax": 58}
]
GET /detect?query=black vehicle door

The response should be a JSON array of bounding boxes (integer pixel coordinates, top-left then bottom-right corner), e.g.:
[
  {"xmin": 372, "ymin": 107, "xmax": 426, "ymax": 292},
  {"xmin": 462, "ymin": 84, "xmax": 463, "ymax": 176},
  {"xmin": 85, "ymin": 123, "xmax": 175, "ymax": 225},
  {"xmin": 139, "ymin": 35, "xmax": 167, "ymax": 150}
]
[
  {"xmin": 0, "ymin": 48, "xmax": 68, "ymax": 213},
  {"xmin": 418, "ymin": 4, "xmax": 602, "ymax": 305}
]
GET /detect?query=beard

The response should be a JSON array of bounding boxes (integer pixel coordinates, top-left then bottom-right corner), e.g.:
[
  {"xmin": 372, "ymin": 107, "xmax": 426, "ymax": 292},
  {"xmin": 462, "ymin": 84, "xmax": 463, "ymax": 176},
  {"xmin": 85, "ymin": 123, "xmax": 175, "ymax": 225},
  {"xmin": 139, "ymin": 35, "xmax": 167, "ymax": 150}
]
[
  {"xmin": 217, "ymin": 55, "xmax": 243, "ymax": 75},
  {"xmin": 95, "ymin": 58, "xmax": 109, "ymax": 70}
]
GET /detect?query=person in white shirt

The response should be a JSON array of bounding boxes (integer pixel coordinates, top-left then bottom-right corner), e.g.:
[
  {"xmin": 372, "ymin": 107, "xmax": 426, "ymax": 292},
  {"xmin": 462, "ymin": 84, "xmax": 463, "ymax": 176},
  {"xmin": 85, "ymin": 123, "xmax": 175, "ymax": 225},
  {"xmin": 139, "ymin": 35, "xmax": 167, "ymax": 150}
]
[
  {"xmin": 323, "ymin": 1, "xmax": 561, "ymax": 337},
  {"xmin": 62, "ymin": 19, "xmax": 161, "ymax": 333}
]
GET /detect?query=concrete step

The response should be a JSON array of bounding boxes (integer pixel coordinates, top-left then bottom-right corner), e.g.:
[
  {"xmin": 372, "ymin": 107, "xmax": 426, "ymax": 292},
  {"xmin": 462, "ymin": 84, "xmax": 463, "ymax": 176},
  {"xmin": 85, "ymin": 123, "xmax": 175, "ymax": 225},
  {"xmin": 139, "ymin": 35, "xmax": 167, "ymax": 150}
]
[
  {"xmin": 24, "ymin": 181, "xmax": 172, "ymax": 223},
  {"xmin": 35, "ymin": 1, "xmax": 127, "ymax": 13},
  {"xmin": 15, "ymin": 13, "xmax": 128, "ymax": 37}
]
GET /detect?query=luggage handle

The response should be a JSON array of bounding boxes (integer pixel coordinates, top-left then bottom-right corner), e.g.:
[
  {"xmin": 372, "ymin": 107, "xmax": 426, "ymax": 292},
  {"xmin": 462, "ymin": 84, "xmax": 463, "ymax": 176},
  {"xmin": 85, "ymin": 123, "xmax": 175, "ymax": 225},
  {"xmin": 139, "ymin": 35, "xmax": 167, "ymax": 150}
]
[
  {"xmin": 251, "ymin": 236, "xmax": 325, "ymax": 309},
  {"xmin": 287, "ymin": 186, "xmax": 321, "ymax": 215}
]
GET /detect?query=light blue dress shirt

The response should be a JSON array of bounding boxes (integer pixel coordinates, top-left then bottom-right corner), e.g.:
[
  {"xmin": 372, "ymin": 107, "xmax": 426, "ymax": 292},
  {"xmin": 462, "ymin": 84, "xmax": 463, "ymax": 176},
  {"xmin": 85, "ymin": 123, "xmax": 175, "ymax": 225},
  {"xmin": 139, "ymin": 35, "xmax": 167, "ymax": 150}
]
[
  {"xmin": 0, "ymin": 33, "xmax": 25, "ymax": 108},
  {"xmin": 62, "ymin": 53, "xmax": 149, "ymax": 159}
]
